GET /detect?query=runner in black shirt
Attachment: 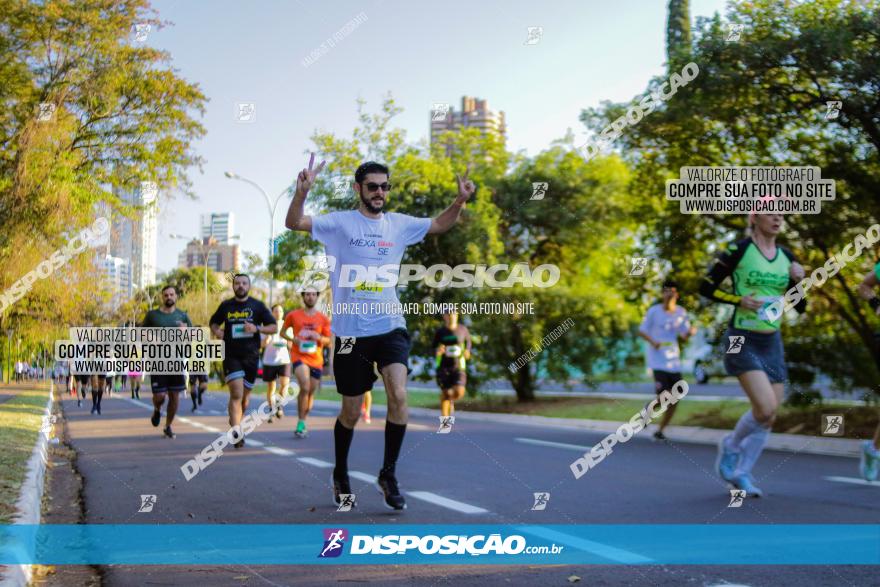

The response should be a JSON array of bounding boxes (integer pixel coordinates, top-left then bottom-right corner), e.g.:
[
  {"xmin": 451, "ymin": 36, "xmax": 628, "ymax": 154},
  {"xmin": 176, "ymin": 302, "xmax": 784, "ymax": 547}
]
[{"xmin": 209, "ymin": 274, "xmax": 277, "ymax": 448}]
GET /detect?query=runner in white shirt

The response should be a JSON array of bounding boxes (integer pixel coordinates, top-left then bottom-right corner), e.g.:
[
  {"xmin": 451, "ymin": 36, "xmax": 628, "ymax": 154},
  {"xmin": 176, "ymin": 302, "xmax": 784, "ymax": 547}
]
[
  {"xmin": 285, "ymin": 154, "xmax": 475, "ymax": 510},
  {"xmin": 638, "ymin": 279, "xmax": 696, "ymax": 441},
  {"xmin": 261, "ymin": 304, "xmax": 292, "ymax": 423}
]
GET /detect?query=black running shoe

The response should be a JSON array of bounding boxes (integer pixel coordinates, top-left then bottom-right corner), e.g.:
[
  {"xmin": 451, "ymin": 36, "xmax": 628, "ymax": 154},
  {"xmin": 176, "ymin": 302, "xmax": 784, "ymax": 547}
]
[
  {"xmin": 332, "ymin": 471, "xmax": 352, "ymax": 508},
  {"xmin": 377, "ymin": 473, "xmax": 406, "ymax": 511},
  {"xmin": 151, "ymin": 409, "xmax": 161, "ymax": 427},
  {"xmin": 163, "ymin": 426, "xmax": 176, "ymax": 439},
  {"xmin": 653, "ymin": 430, "xmax": 667, "ymax": 441}
]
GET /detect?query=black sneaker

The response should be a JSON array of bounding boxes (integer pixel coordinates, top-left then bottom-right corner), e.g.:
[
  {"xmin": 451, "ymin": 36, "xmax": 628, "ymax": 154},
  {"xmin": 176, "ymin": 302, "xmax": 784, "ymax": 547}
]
[
  {"xmin": 377, "ymin": 473, "xmax": 406, "ymax": 511},
  {"xmin": 653, "ymin": 430, "xmax": 667, "ymax": 441},
  {"xmin": 163, "ymin": 426, "xmax": 176, "ymax": 439},
  {"xmin": 332, "ymin": 471, "xmax": 352, "ymax": 508},
  {"xmin": 151, "ymin": 409, "xmax": 161, "ymax": 427}
]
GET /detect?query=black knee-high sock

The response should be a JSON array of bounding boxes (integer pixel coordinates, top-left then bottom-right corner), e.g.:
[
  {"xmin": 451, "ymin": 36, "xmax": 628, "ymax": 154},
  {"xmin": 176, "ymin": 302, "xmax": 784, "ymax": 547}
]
[
  {"xmin": 96, "ymin": 390, "xmax": 103, "ymax": 409},
  {"xmin": 380, "ymin": 421, "xmax": 407, "ymax": 478},
  {"xmin": 334, "ymin": 419, "xmax": 354, "ymax": 478},
  {"xmin": 91, "ymin": 390, "xmax": 97, "ymax": 408},
  {"xmin": 191, "ymin": 389, "xmax": 198, "ymax": 409}
]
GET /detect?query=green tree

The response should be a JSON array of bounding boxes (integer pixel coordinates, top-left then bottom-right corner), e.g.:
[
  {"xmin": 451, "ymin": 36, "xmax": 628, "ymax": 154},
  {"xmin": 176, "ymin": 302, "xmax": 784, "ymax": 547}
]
[{"xmin": 666, "ymin": 0, "xmax": 692, "ymax": 69}]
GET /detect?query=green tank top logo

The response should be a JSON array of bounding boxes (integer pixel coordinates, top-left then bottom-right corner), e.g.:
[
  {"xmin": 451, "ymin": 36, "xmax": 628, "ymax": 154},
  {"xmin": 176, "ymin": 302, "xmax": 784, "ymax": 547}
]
[{"xmin": 733, "ymin": 244, "xmax": 791, "ymax": 331}]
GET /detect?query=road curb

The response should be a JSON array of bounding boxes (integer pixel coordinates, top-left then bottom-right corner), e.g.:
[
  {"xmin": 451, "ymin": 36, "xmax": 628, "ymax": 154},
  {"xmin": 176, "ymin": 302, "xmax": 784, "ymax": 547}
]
[
  {"xmin": 0, "ymin": 383, "xmax": 54, "ymax": 587},
  {"xmin": 312, "ymin": 399, "xmax": 864, "ymax": 458}
]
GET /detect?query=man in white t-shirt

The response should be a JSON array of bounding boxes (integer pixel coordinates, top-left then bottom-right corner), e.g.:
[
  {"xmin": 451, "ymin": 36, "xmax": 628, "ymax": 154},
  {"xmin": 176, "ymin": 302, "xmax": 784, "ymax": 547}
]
[
  {"xmin": 638, "ymin": 279, "xmax": 696, "ymax": 441},
  {"xmin": 285, "ymin": 154, "xmax": 475, "ymax": 510}
]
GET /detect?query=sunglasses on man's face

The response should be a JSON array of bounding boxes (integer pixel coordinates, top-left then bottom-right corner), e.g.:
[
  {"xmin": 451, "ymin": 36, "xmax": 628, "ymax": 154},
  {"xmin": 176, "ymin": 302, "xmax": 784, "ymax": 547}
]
[{"xmin": 363, "ymin": 182, "xmax": 392, "ymax": 193}]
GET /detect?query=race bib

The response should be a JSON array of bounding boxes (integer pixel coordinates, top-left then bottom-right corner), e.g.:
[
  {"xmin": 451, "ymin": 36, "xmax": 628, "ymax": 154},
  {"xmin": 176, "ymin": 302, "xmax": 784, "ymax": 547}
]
[
  {"xmin": 299, "ymin": 341, "xmax": 318, "ymax": 354},
  {"xmin": 272, "ymin": 339, "xmax": 287, "ymax": 348},
  {"xmin": 231, "ymin": 323, "xmax": 251, "ymax": 339},
  {"xmin": 350, "ymin": 281, "xmax": 384, "ymax": 300},
  {"xmin": 445, "ymin": 344, "xmax": 462, "ymax": 358}
]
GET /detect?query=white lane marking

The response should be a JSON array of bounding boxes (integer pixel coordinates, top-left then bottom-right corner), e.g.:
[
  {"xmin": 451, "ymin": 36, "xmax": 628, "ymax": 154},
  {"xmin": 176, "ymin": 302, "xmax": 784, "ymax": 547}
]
[
  {"xmin": 209, "ymin": 410, "xmax": 223, "ymax": 415},
  {"xmin": 246, "ymin": 439, "xmax": 265, "ymax": 447},
  {"xmin": 825, "ymin": 476, "xmax": 880, "ymax": 487},
  {"xmin": 518, "ymin": 526, "xmax": 653, "ymax": 564},
  {"xmin": 297, "ymin": 457, "xmax": 334, "ymax": 468},
  {"xmin": 515, "ymin": 437, "xmax": 589, "ymax": 451},
  {"xmin": 349, "ymin": 471, "xmax": 377, "ymax": 484},
  {"xmin": 406, "ymin": 491, "xmax": 489, "ymax": 514},
  {"xmin": 264, "ymin": 447, "xmax": 295, "ymax": 456}
]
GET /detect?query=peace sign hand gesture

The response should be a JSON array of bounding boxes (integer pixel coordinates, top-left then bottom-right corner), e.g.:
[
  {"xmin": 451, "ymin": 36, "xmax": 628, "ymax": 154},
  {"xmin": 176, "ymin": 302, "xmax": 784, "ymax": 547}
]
[
  {"xmin": 296, "ymin": 153, "xmax": 327, "ymax": 196},
  {"xmin": 455, "ymin": 164, "xmax": 476, "ymax": 206}
]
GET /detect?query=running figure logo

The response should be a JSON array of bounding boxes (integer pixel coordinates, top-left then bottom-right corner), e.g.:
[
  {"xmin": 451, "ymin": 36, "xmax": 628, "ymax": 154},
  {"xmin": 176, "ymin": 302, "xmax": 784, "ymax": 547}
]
[
  {"xmin": 37, "ymin": 103, "xmax": 56, "ymax": 122},
  {"xmin": 726, "ymin": 336, "xmax": 745, "ymax": 354},
  {"xmin": 437, "ymin": 415, "xmax": 454, "ymax": 434},
  {"xmin": 138, "ymin": 495, "xmax": 157, "ymax": 513},
  {"xmin": 319, "ymin": 528, "xmax": 348, "ymax": 558},
  {"xmin": 336, "ymin": 494, "xmax": 356, "ymax": 512},
  {"xmin": 531, "ymin": 492, "xmax": 550, "ymax": 511},
  {"xmin": 300, "ymin": 255, "xmax": 335, "ymax": 292},
  {"xmin": 331, "ymin": 178, "xmax": 350, "ymax": 200},
  {"xmin": 431, "ymin": 103, "xmax": 450, "ymax": 122},
  {"xmin": 726, "ymin": 23, "xmax": 744, "ymax": 42},
  {"xmin": 337, "ymin": 337, "xmax": 356, "ymax": 355},
  {"xmin": 132, "ymin": 23, "xmax": 151, "ymax": 42},
  {"xmin": 629, "ymin": 257, "xmax": 648, "ymax": 276},
  {"xmin": 822, "ymin": 415, "xmax": 844, "ymax": 436},
  {"xmin": 825, "ymin": 100, "xmax": 842, "ymax": 120},
  {"xmin": 728, "ymin": 489, "xmax": 746, "ymax": 508},
  {"xmin": 236, "ymin": 102, "xmax": 256, "ymax": 123},
  {"xmin": 524, "ymin": 26, "xmax": 543, "ymax": 45},
  {"xmin": 530, "ymin": 182, "xmax": 549, "ymax": 201}
]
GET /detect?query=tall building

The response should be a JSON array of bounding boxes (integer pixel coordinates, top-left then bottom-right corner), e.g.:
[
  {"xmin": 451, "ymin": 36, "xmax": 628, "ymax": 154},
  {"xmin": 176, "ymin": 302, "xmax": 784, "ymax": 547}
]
[
  {"xmin": 177, "ymin": 236, "xmax": 240, "ymax": 273},
  {"xmin": 111, "ymin": 182, "xmax": 158, "ymax": 291},
  {"xmin": 100, "ymin": 254, "xmax": 131, "ymax": 308},
  {"xmin": 430, "ymin": 96, "xmax": 506, "ymax": 146},
  {"xmin": 200, "ymin": 212, "xmax": 235, "ymax": 244}
]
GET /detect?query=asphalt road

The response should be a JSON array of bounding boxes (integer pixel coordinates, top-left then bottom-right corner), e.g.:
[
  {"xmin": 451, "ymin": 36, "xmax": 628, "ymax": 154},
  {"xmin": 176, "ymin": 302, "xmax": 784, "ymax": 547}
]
[{"xmin": 59, "ymin": 388, "xmax": 879, "ymax": 586}]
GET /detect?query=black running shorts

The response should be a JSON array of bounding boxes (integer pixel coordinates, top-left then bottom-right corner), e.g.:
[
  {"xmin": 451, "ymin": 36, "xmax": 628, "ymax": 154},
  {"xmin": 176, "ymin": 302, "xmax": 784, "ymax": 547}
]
[
  {"xmin": 223, "ymin": 354, "xmax": 259, "ymax": 390},
  {"xmin": 332, "ymin": 328, "xmax": 410, "ymax": 397}
]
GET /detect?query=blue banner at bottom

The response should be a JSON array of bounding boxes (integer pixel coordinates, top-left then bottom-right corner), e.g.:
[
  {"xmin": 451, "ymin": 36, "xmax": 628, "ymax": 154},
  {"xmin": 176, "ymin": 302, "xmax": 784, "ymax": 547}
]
[{"xmin": 0, "ymin": 525, "xmax": 877, "ymax": 565}]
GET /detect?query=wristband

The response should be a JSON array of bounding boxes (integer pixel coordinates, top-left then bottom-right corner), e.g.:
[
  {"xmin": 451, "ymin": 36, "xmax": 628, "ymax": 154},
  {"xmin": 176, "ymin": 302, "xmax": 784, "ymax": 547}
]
[{"xmin": 869, "ymin": 297, "xmax": 880, "ymax": 310}]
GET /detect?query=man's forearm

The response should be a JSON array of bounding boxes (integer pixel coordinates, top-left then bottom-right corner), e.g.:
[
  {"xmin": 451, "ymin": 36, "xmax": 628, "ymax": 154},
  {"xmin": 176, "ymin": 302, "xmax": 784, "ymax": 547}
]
[
  {"xmin": 433, "ymin": 202, "xmax": 464, "ymax": 233},
  {"xmin": 285, "ymin": 189, "xmax": 308, "ymax": 230}
]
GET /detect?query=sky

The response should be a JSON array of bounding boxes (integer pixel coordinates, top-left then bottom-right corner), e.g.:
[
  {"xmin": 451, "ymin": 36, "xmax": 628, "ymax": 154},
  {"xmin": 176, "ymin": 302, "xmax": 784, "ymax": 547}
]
[{"xmin": 149, "ymin": 0, "xmax": 731, "ymax": 273}]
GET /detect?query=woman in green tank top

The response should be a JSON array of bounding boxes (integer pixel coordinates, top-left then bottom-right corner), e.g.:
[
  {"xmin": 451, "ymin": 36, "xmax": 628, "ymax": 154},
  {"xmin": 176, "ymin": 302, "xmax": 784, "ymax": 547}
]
[{"xmin": 699, "ymin": 213, "xmax": 806, "ymax": 497}]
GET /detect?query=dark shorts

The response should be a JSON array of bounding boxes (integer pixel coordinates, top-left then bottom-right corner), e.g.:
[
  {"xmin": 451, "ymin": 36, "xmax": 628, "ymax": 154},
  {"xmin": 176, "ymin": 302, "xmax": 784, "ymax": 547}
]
[
  {"xmin": 291, "ymin": 361, "xmax": 322, "ymax": 381},
  {"xmin": 436, "ymin": 367, "xmax": 466, "ymax": 390},
  {"xmin": 189, "ymin": 373, "xmax": 208, "ymax": 386},
  {"xmin": 150, "ymin": 374, "xmax": 186, "ymax": 393},
  {"xmin": 332, "ymin": 328, "xmax": 410, "ymax": 396},
  {"xmin": 652, "ymin": 370, "xmax": 682, "ymax": 394},
  {"xmin": 723, "ymin": 327, "xmax": 788, "ymax": 384},
  {"xmin": 262, "ymin": 363, "xmax": 291, "ymax": 382},
  {"xmin": 223, "ymin": 354, "xmax": 259, "ymax": 390},
  {"xmin": 75, "ymin": 374, "xmax": 89, "ymax": 385}
]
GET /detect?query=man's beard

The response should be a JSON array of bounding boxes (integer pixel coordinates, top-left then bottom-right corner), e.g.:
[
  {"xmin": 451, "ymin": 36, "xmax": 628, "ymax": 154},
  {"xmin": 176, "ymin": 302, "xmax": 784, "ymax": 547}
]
[
  {"xmin": 303, "ymin": 299, "xmax": 316, "ymax": 309},
  {"xmin": 234, "ymin": 288, "xmax": 248, "ymax": 299},
  {"xmin": 163, "ymin": 298, "xmax": 175, "ymax": 308},
  {"xmin": 360, "ymin": 193, "xmax": 384, "ymax": 214}
]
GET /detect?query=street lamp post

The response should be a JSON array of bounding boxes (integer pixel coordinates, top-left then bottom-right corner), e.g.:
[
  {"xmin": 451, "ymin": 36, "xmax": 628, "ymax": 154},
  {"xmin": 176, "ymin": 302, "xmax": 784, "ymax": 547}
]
[{"xmin": 224, "ymin": 172, "xmax": 293, "ymax": 306}]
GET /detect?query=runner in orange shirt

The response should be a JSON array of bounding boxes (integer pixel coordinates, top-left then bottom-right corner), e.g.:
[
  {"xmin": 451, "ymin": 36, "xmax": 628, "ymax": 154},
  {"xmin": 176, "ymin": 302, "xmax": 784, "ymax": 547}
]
[{"xmin": 281, "ymin": 287, "xmax": 331, "ymax": 438}]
